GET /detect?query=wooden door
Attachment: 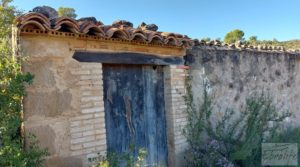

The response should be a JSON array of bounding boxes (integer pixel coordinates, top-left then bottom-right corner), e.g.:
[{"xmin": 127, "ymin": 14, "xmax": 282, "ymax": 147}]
[{"xmin": 103, "ymin": 64, "xmax": 168, "ymax": 166}]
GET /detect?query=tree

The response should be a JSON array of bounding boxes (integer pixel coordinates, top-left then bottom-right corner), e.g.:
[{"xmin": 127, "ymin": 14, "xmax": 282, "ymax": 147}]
[
  {"xmin": 272, "ymin": 38, "xmax": 278, "ymax": 43},
  {"xmin": 224, "ymin": 29, "xmax": 245, "ymax": 44},
  {"xmin": 249, "ymin": 36, "xmax": 258, "ymax": 45},
  {"xmin": 1, "ymin": 0, "xmax": 12, "ymax": 7},
  {"xmin": 0, "ymin": 0, "xmax": 15, "ymax": 38},
  {"xmin": 201, "ymin": 37, "xmax": 211, "ymax": 42},
  {"xmin": 272, "ymin": 38, "xmax": 279, "ymax": 45},
  {"xmin": 0, "ymin": 0, "xmax": 48, "ymax": 166},
  {"xmin": 57, "ymin": 7, "xmax": 77, "ymax": 18}
]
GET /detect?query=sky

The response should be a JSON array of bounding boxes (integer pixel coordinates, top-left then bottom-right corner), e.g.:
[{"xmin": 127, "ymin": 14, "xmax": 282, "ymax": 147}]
[{"xmin": 11, "ymin": 0, "xmax": 300, "ymax": 41}]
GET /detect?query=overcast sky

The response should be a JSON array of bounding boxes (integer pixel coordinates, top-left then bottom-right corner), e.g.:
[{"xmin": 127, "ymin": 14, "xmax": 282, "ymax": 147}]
[{"xmin": 12, "ymin": 0, "xmax": 300, "ymax": 41}]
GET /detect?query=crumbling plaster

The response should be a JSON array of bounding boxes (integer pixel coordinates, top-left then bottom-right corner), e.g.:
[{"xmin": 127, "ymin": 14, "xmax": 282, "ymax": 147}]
[{"xmin": 187, "ymin": 46, "xmax": 300, "ymax": 126}]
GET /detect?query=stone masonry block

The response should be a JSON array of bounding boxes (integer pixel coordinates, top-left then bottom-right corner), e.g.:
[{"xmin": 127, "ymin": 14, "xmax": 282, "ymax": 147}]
[
  {"xmin": 81, "ymin": 106, "xmax": 104, "ymax": 114},
  {"xmin": 70, "ymin": 136, "xmax": 95, "ymax": 144}
]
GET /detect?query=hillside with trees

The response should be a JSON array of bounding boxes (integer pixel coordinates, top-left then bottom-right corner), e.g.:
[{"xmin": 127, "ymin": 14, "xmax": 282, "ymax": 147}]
[
  {"xmin": 203, "ymin": 29, "xmax": 300, "ymax": 50},
  {"xmin": 277, "ymin": 40, "xmax": 300, "ymax": 50}
]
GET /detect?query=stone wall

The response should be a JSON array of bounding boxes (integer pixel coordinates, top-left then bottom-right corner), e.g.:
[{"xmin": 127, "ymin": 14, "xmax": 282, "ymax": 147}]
[
  {"xmin": 187, "ymin": 46, "xmax": 300, "ymax": 126},
  {"xmin": 21, "ymin": 36, "xmax": 107, "ymax": 166}
]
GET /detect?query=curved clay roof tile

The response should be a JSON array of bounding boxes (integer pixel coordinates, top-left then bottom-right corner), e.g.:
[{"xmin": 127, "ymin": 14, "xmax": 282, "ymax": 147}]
[
  {"xmin": 17, "ymin": 9, "xmax": 192, "ymax": 47},
  {"xmin": 130, "ymin": 33, "xmax": 147, "ymax": 42},
  {"xmin": 53, "ymin": 22, "xmax": 80, "ymax": 34},
  {"xmin": 53, "ymin": 17, "xmax": 80, "ymax": 33},
  {"xmin": 127, "ymin": 27, "xmax": 145, "ymax": 35},
  {"xmin": 147, "ymin": 34, "xmax": 164, "ymax": 44},
  {"xmin": 125, "ymin": 27, "xmax": 147, "ymax": 41},
  {"xmin": 79, "ymin": 22, "xmax": 93, "ymax": 32},
  {"xmin": 164, "ymin": 36, "xmax": 180, "ymax": 46},
  {"xmin": 19, "ymin": 20, "xmax": 47, "ymax": 31},
  {"xmin": 105, "ymin": 27, "xmax": 130, "ymax": 40},
  {"xmin": 84, "ymin": 26, "xmax": 105, "ymax": 37},
  {"xmin": 147, "ymin": 30, "xmax": 163, "ymax": 39},
  {"xmin": 101, "ymin": 25, "xmax": 113, "ymax": 32},
  {"xmin": 16, "ymin": 12, "xmax": 51, "ymax": 30},
  {"xmin": 79, "ymin": 23, "xmax": 105, "ymax": 37},
  {"xmin": 54, "ymin": 17, "xmax": 79, "ymax": 28}
]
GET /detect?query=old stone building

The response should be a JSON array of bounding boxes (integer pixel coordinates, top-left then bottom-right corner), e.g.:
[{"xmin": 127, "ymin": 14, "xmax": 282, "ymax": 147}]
[
  {"xmin": 16, "ymin": 7, "xmax": 191, "ymax": 167},
  {"xmin": 15, "ymin": 6, "xmax": 300, "ymax": 167}
]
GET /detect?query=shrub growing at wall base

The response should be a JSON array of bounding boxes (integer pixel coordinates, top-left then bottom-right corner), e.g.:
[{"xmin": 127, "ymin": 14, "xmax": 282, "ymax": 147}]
[
  {"xmin": 183, "ymin": 78, "xmax": 291, "ymax": 167},
  {"xmin": 0, "ymin": 39, "xmax": 48, "ymax": 167},
  {"xmin": 89, "ymin": 147, "xmax": 148, "ymax": 167},
  {"xmin": 0, "ymin": 0, "xmax": 48, "ymax": 166}
]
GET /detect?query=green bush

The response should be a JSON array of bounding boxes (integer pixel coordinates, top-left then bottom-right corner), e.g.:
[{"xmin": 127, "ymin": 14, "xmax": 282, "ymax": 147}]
[
  {"xmin": 88, "ymin": 147, "xmax": 148, "ymax": 167},
  {"xmin": 183, "ymin": 78, "xmax": 291, "ymax": 167},
  {"xmin": 0, "ymin": 1, "xmax": 48, "ymax": 166}
]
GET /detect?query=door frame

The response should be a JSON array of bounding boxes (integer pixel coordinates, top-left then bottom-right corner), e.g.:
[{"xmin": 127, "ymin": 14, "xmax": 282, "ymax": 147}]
[{"xmin": 73, "ymin": 51, "xmax": 188, "ymax": 167}]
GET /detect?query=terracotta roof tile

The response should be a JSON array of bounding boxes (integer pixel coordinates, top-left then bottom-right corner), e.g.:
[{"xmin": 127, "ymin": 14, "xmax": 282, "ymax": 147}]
[
  {"xmin": 16, "ymin": 12, "xmax": 51, "ymax": 31},
  {"xmin": 18, "ymin": 6, "xmax": 300, "ymax": 53},
  {"xmin": 16, "ymin": 7, "xmax": 193, "ymax": 48},
  {"xmin": 20, "ymin": 7, "xmax": 297, "ymax": 53},
  {"xmin": 52, "ymin": 17, "xmax": 80, "ymax": 33}
]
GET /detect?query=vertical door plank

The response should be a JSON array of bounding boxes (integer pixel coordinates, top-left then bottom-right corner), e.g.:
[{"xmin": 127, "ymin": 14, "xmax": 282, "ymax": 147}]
[{"xmin": 103, "ymin": 64, "xmax": 168, "ymax": 166}]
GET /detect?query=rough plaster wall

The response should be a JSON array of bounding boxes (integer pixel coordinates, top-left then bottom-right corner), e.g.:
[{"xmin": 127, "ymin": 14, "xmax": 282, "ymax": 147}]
[
  {"xmin": 187, "ymin": 46, "xmax": 300, "ymax": 126},
  {"xmin": 20, "ymin": 35, "xmax": 186, "ymax": 167},
  {"xmin": 22, "ymin": 36, "xmax": 85, "ymax": 167}
]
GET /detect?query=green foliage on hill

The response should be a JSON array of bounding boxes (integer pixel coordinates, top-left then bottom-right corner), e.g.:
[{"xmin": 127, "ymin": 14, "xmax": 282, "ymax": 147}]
[
  {"xmin": 279, "ymin": 40, "xmax": 300, "ymax": 50},
  {"xmin": 222, "ymin": 29, "xmax": 300, "ymax": 50},
  {"xmin": 247, "ymin": 38, "xmax": 300, "ymax": 50}
]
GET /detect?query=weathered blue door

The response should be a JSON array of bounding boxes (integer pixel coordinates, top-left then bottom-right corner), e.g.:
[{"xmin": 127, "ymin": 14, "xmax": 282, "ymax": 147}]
[{"xmin": 103, "ymin": 64, "xmax": 168, "ymax": 166}]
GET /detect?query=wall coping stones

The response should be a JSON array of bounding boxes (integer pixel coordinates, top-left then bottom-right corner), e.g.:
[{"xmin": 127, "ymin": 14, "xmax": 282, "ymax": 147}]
[{"xmin": 193, "ymin": 39, "xmax": 300, "ymax": 55}]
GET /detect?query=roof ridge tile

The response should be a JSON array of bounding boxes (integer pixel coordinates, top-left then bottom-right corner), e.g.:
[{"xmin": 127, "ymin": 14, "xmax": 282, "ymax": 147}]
[{"xmin": 16, "ymin": 9, "xmax": 192, "ymax": 48}]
